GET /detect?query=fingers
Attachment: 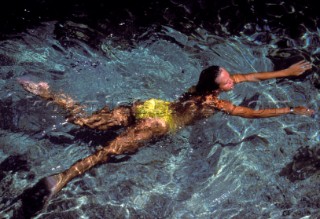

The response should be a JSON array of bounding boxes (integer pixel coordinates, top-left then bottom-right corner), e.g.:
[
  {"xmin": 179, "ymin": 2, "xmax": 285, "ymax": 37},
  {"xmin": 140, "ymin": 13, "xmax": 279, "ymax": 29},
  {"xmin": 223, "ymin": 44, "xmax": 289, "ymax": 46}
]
[
  {"xmin": 296, "ymin": 60, "xmax": 307, "ymax": 64},
  {"xmin": 293, "ymin": 106, "xmax": 315, "ymax": 116},
  {"xmin": 299, "ymin": 61, "xmax": 312, "ymax": 70},
  {"xmin": 305, "ymin": 108, "xmax": 315, "ymax": 116},
  {"xmin": 294, "ymin": 60, "xmax": 312, "ymax": 70},
  {"xmin": 289, "ymin": 60, "xmax": 313, "ymax": 76}
]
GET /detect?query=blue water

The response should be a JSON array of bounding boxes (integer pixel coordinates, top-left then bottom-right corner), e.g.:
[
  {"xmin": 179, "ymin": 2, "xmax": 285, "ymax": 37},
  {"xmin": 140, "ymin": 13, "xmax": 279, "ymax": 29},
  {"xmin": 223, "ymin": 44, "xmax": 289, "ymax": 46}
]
[{"xmin": 0, "ymin": 7, "xmax": 320, "ymax": 219}]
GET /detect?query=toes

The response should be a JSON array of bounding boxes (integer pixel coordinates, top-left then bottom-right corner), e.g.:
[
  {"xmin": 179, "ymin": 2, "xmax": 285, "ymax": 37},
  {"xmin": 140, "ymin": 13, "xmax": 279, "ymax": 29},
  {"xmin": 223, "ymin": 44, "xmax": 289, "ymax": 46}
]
[
  {"xmin": 20, "ymin": 175, "xmax": 59, "ymax": 217},
  {"xmin": 17, "ymin": 76, "xmax": 50, "ymax": 96}
]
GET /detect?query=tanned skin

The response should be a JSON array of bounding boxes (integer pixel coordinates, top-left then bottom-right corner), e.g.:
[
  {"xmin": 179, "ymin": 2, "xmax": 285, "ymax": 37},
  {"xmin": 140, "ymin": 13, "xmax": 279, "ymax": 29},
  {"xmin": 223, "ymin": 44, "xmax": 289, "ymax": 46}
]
[{"xmin": 17, "ymin": 60, "xmax": 314, "ymax": 217}]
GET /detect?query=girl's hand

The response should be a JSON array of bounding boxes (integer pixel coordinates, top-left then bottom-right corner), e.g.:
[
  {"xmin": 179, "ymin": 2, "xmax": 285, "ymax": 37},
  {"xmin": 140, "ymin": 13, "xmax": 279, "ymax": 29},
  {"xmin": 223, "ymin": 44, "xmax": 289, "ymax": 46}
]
[
  {"xmin": 292, "ymin": 106, "xmax": 315, "ymax": 116},
  {"xmin": 287, "ymin": 60, "xmax": 312, "ymax": 76}
]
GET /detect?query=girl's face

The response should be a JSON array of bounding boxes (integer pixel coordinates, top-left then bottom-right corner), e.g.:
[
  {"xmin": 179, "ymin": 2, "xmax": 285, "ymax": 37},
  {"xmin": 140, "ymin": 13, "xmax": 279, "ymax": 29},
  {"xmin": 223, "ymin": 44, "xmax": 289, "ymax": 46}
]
[{"xmin": 215, "ymin": 68, "xmax": 234, "ymax": 91}]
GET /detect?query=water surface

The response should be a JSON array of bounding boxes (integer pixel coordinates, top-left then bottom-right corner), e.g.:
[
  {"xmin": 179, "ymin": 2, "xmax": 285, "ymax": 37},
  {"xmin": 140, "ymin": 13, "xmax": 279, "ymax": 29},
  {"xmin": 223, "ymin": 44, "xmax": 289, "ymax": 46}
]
[{"xmin": 0, "ymin": 1, "xmax": 320, "ymax": 218}]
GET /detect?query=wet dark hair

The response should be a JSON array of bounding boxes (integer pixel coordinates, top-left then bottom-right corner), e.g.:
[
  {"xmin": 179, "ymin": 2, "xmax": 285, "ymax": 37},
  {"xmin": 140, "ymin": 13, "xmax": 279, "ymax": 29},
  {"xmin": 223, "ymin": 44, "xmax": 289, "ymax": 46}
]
[
  {"xmin": 195, "ymin": 65, "xmax": 221, "ymax": 94},
  {"xmin": 178, "ymin": 65, "xmax": 221, "ymax": 101}
]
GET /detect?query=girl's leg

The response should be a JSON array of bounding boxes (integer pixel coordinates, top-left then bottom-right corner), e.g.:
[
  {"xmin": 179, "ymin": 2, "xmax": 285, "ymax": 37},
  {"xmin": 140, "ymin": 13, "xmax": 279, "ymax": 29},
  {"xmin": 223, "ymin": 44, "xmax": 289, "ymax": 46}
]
[
  {"xmin": 18, "ymin": 77, "xmax": 86, "ymax": 116},
  {"xmin": 20, "ymin": 118, "xmax": 169, "ymax": 217},
  {"xmin": 18, "ymin": 78, "xmax": 134, "ymax": 130},
  {"xmin": 50, "ymin": 118, "xmax": 169, "ymax": 193},
  {"xmin": 70, "ymin": 105, "xmax": 134, "ymax": 130}
]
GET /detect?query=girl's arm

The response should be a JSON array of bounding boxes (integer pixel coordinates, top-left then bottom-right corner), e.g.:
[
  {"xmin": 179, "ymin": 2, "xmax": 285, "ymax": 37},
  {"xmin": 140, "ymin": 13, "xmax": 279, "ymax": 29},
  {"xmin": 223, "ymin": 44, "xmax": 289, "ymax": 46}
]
[
  {"xmin": 232, "ymin": 60, "xmax": 312, "ymax": 83},
  {"xmin": 216, "ymin": 100, "xmax": 314, "ymax": 118}
]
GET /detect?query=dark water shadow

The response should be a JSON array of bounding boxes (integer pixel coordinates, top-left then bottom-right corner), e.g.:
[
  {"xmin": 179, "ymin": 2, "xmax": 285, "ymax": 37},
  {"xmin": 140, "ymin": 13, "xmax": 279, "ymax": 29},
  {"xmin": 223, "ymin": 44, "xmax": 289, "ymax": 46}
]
[{"xmin": 279, "ymin": 144, "xmax": 320, "ymax": 182}]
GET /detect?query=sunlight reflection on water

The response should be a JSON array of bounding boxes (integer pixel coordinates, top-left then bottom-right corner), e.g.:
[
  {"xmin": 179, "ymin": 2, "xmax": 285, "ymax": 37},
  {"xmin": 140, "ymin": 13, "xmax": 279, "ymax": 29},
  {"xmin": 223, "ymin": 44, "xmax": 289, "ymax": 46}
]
[{"xmin": 0, "ymin": 20, "xmax": 319, "ymax": 218}]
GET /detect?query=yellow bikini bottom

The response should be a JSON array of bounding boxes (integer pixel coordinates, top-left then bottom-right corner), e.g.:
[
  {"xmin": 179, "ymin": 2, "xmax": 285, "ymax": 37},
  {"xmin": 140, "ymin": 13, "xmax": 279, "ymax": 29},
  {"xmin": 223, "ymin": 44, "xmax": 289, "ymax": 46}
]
[{"xmin": 135, "ymin": 98, "xmax": 175, "ymax": 130}]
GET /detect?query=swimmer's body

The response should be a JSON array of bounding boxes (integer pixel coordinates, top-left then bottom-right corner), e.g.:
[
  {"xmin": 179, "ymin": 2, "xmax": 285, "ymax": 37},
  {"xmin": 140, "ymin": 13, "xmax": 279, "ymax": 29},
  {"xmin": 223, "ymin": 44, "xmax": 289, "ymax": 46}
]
[{"xmin": 18, "ymin": 60, "xmax": 314, "ymax": 217}]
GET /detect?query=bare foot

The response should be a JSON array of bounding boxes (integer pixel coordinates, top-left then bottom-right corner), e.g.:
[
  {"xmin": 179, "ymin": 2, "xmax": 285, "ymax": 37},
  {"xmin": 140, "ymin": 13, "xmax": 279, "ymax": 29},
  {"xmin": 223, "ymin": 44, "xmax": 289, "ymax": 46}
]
[
  {"xmin": 20, "ymin": 173, "xmax": 64, "ymax": 218},
  {"xmin": 17, "ymin": 76, "xmax": 50, "ymax": 98}
]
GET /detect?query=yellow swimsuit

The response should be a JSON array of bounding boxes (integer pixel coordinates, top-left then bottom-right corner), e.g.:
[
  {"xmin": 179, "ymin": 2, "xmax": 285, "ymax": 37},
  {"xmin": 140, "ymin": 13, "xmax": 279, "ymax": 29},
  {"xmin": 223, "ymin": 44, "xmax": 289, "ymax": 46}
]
[{"xmin": 135, "ymin": 98, "xmax": 175, "ymax": 131}]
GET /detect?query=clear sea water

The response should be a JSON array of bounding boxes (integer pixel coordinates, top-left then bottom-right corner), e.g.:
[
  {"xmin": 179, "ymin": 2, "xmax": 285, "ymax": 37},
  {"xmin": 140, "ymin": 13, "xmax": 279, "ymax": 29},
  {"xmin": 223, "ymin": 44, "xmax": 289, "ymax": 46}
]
[{"xmin": 0, "ymin": 1, "xmax": 320, "ymax": 218}]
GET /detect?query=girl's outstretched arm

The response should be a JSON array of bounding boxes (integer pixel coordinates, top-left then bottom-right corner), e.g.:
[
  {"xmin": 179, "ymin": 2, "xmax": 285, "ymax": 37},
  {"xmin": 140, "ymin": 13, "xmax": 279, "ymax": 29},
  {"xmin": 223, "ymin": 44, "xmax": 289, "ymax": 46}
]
[
  {"xmin": 232, "ymin": 60, "xmax": 312, "ymax": 83},
  {"xmin": 215, "ymin": 99, "xmax": 314, "ymax": 118}
]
